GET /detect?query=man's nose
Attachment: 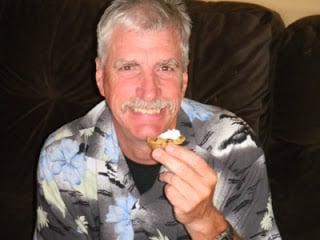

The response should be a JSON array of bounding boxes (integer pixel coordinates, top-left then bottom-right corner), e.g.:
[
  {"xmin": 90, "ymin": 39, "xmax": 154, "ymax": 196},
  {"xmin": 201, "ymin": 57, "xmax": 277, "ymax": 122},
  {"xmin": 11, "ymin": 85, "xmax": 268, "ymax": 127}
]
[{"xmin": 136, "ymin": 72, "xmax": 161, "ymax": 101}]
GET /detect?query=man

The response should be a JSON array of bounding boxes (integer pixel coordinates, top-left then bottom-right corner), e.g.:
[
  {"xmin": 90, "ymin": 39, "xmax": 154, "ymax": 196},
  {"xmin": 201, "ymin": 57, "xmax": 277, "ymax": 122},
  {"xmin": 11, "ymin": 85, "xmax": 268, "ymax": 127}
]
[{"xmin": 34, "ymin": 0, "xmax": 281, "ymax": 239}]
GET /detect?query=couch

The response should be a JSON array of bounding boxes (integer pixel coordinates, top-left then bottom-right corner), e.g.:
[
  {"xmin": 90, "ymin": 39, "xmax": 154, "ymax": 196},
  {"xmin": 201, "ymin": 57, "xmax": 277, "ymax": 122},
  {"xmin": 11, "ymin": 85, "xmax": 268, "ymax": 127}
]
[{"xmin": 0, "ymin": 0, "xmax": 319, "ymax": 239}]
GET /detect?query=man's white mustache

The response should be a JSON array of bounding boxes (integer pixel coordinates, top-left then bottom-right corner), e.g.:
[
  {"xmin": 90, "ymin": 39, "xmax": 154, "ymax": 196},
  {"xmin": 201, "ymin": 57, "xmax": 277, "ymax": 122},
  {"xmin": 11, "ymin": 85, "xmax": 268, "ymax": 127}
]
[{"xmin": 121, "ymin": 98, "xmax": 175, "ymax": 114}]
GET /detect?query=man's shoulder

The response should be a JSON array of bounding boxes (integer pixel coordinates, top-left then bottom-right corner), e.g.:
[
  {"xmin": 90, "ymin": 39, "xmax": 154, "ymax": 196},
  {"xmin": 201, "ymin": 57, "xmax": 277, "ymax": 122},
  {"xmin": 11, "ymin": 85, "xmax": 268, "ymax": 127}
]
[
  {"xmin": 43, "ymin": 101, "xmax": 107, "ymax": 148},
  {"xmin": 182, "ymin": 98, "xmax": 261, "ymax": 150},
  {"xmin": 181, "ymin": 98, "xmax": 239, "ymax": 123}
]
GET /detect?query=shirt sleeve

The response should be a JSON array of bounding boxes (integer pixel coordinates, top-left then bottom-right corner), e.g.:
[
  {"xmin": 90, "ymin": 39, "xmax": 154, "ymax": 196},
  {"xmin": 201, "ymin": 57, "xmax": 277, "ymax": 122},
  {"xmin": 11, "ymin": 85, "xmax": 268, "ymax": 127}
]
[
  {"xmin": 191, "ymin": 108, "xmax": 281, "ymax": 239},
  {"xmin": 210, "ymin": 136, "xmax": 281, "ymax": 239}
]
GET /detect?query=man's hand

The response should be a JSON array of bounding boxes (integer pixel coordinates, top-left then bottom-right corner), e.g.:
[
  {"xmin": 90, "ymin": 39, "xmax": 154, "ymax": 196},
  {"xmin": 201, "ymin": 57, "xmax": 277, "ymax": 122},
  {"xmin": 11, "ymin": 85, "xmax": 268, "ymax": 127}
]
[{"xmin": 152, "ymin": 143, "xmax": 231, "ymax": 239}]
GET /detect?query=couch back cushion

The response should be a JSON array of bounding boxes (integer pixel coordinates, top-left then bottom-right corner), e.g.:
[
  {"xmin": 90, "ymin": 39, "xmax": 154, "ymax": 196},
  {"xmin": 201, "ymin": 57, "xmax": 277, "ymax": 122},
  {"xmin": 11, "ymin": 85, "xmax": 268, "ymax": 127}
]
[
  {"xmin": 267, "ymin": 16, "xmax": 320, "ymax": 239},
  {"xmin": 186, "ymin": 1, "xmax": 284, "ymax": 148},
  {"xmin": 0, "ymin": 1, "xmax": 108, "ymax": 238},
  {"xmin": 272, "ymin": 15, "xmax": 320, "ymax": 145},
  {"xmin": 0, "ymin": 0, "xmax": 107, "ymax": 191}
]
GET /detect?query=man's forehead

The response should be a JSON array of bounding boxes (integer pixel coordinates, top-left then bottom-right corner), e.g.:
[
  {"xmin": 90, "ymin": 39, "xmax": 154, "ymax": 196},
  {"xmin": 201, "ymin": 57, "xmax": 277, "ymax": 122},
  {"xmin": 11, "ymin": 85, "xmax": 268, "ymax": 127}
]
[{"xmin": 113, "ymin": 58, "xmax": 181, "ymax": 66}]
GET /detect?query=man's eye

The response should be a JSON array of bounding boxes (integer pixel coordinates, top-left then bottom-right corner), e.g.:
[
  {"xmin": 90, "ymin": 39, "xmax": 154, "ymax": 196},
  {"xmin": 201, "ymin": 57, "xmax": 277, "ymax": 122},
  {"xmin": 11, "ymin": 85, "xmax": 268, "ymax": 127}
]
[
  {"xmin": 160, "ymin": 65, "xmax": 173, "ymax": 72},
  {"xmin": 120, "ymin": 64, "xmax": 134, "ymax": 71}
]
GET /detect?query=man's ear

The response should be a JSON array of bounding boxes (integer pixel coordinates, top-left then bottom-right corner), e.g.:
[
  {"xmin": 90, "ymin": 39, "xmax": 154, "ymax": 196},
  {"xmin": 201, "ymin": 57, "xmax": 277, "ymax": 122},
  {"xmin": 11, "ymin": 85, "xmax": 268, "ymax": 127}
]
[
  {"xmin": 95, "ymin": 57, "xmax": 105, "ymax": 97},
  {"xmin": 181, "ymin": 71, "xmax": 188, "ymax": 97}
]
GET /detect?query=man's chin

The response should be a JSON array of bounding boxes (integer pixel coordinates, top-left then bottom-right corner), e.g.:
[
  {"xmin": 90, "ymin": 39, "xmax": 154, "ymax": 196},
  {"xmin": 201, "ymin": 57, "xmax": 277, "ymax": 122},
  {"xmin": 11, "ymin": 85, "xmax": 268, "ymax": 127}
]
[{"xmin": 133, "ymin": 128, "xmax": 164, "ymax": 140}]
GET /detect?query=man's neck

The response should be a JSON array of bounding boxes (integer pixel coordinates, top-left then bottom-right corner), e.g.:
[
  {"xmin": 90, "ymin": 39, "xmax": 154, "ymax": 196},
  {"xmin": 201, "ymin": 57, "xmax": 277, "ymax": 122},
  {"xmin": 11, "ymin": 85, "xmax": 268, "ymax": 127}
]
[
  {"xmin": 125, "ymin": 156, "xmax": 161, "ymax": 194},
  {"xmin": 116, "ymin": 131, "xmax": 157, "ymax": 165}
]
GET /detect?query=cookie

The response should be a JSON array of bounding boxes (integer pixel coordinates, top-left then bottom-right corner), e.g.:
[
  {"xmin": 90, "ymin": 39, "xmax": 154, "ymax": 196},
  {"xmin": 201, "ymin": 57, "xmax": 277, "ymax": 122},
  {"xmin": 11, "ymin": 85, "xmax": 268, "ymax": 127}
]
[{"xmin": 147, "ymin": 129, "xmax": 185, "ymax": 150}]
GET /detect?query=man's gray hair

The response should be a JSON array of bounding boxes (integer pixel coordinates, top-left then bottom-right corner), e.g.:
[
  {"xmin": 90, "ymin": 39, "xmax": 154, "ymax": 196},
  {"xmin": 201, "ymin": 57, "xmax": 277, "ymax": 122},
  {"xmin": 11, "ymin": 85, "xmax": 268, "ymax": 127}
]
[{"xmin": 97, "ymin": 0, "xmax": 191, "ymax": 69}]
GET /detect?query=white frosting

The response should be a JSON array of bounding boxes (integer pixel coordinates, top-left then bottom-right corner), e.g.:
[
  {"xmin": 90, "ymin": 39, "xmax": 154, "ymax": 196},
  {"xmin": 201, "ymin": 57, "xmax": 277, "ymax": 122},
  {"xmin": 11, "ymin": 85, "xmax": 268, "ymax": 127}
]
[{"xmin": 159, "ymin": 129, "xmax": 181, "ymax": 140}]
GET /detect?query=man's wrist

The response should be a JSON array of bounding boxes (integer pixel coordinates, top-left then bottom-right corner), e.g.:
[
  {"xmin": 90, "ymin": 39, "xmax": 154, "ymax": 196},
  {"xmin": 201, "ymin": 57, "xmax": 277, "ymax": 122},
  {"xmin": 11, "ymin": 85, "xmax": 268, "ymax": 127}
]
[{"xmin": 215, "ymin": 220, "xmax": 234, "ymax": 240}]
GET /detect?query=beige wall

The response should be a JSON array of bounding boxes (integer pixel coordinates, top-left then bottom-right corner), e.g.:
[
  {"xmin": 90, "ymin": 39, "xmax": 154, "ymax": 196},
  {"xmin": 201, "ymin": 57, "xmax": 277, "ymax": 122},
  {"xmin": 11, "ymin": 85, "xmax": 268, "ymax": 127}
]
[{"xmin": 204, "ymin": 0, "xmax": 320, "ymax": 26}]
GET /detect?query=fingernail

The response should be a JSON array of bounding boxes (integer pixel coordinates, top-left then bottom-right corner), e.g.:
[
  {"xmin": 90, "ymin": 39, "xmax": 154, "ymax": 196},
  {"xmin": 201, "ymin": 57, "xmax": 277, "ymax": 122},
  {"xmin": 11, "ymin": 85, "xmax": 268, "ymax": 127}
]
[
  {"xmin": 152, "ymin": 148, "xmax": 163, "ymax": 158},
  {"xmin": 165, "ymin": 144, "xmax": 175, "ymax": 152}
]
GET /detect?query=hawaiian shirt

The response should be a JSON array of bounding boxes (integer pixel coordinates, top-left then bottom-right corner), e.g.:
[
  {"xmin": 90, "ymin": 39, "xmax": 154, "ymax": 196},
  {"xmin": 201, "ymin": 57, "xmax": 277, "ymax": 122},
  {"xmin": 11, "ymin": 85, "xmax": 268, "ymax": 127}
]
[{"xmin": 33, "ymin": 98, "xmax": 281, "ymax": 240}]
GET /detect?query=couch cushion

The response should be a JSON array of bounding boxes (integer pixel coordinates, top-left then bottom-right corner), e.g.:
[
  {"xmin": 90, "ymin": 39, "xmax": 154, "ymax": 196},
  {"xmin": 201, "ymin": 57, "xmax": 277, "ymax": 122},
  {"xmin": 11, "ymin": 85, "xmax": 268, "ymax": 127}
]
[
  {"xmin": 268, "ymin": 142, "xmax": 320, "ymax": 240},
  {"xmin": 272, "ymin": 15, "xmax": 320, "ymax": 145},
  {"xmin": 268, "ymin": 15, "xmax": 320, "ymax": 240},
  {"xmin": 186, "ymin": 1, "xmax": 284, "ymax": 148},
  {"xmin": 0, "ymin": 0, "xmax": 108, "ymax": 238}
]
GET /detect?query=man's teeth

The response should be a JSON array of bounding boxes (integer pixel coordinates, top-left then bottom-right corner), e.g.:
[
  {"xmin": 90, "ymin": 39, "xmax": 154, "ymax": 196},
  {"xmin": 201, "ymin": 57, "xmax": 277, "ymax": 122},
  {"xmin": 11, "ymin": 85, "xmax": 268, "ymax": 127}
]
[{"xmin": 132, "ymin": 108, "xmax": 161, "ymax": 114}]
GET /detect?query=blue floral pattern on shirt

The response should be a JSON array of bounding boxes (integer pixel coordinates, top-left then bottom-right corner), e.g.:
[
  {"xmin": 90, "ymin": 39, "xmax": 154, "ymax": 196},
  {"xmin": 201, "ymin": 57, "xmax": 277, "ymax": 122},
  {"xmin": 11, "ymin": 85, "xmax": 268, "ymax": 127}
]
[
  {"xmin": 40, "ymin": 139, "xmax": 86, "ymax": 185},
  {"xmin": 106, "ymin": 194, "xmax": 137, "ymax": 240}
]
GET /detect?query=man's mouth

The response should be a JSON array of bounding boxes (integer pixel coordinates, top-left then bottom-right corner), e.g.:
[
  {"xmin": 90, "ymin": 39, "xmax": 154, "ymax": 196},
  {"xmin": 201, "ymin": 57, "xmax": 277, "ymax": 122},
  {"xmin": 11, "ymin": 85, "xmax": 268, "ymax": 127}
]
[
  {"xmin": 121, "ymin": 98, "xmax": 175, "ymax": 114},
  {"xmin": 131, "ymin": 107, "xmax": 162, "ymax": 114}
]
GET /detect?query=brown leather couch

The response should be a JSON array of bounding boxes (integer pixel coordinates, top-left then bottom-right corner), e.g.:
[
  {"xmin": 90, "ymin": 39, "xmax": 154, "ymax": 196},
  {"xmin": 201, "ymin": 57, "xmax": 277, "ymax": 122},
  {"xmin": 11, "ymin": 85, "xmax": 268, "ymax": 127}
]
[{"xmin": 1, "ymin": 0, "xmax": 319, "ymax": 239}]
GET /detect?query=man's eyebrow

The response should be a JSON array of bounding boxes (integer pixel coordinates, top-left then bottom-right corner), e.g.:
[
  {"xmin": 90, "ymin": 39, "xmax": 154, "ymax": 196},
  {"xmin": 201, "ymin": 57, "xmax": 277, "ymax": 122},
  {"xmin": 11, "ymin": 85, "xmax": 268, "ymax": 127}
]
[
  {"xmin": 157, "ymin": 59, "xmax": 180, "ymax": 67},
  {"xmin": 113, "ymin": 60, "xmax": 138, "ymax": 69}
]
